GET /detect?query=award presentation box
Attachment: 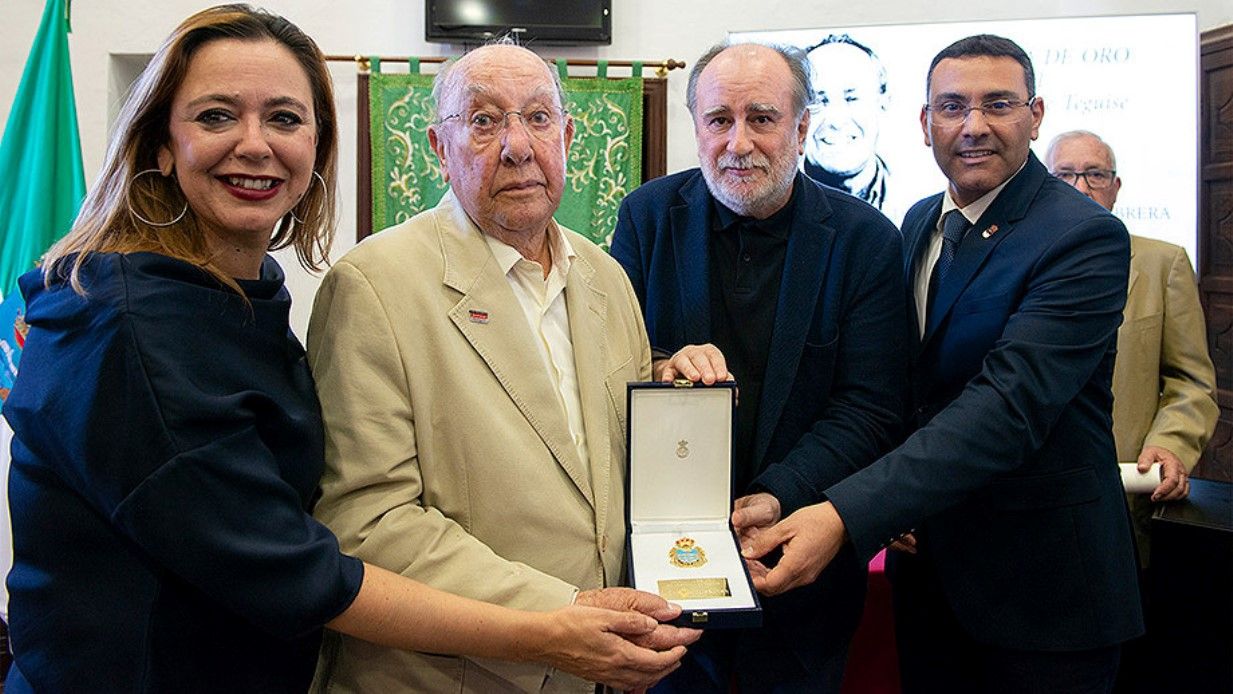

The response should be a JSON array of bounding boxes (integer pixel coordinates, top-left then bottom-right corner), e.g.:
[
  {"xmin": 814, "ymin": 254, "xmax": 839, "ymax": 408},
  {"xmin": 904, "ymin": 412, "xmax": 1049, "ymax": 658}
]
[{"xmin": 625, "ymin": 381, "xmax": 762, "ymax": 629}]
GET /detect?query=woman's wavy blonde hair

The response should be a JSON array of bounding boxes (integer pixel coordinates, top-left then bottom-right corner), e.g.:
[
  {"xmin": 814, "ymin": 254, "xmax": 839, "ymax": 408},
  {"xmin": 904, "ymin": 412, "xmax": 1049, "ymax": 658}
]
[{"xmin": 43, "ymin": 3, "xmax": 337, "ymax": 294}]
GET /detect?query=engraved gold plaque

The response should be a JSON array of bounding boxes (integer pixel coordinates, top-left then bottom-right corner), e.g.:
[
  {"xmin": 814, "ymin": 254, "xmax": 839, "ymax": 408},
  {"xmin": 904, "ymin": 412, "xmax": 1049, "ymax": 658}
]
[{"xmin": 657, "ymin": 578, "xmax": 732, "ymax": 600}]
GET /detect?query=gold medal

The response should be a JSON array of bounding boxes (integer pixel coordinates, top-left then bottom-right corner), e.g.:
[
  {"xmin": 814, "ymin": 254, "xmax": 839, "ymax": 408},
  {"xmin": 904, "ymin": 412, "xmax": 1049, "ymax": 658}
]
[{"xmin": 668, "ymin": 537, "xmax": 707, "ymax": 568}]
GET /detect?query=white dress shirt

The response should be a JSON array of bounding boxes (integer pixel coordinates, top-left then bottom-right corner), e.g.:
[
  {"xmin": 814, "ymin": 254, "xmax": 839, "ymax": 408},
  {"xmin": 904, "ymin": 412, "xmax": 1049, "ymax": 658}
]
[
  {"xmin": 484, "ymin": 224, "xmax": 590, "ymax": 474},
  {"xmin": 913, "ymin": 165, "xmax": 1025, "ymax": 337}
]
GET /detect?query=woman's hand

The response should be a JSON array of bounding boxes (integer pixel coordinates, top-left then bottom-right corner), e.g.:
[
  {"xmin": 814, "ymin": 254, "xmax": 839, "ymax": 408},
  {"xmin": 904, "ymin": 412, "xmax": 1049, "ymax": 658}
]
[{"xmin": 527, "ymin": 605, "xmax": 697, "ymax": 690}]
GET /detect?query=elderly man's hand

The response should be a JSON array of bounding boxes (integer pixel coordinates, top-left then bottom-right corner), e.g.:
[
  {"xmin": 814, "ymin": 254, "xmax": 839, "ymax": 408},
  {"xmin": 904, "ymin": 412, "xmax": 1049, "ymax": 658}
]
[
  {"xmin": 574, "ymin": 587, "xmax": 701, "ymax": 651},
  {"xmin": 741, "ymin": 502, "xmax": 848, "ymax": 597},
  {"xmin": 532, "ymin": 605, "xmax": 690, "ymax": 690},
  {"xmin": 653, "ymin": 344, "xmax": 733, "ymax": 384},
  {"xmin": 1140, "ymin": 445, "xmax": 1190, "ymax": 502}
]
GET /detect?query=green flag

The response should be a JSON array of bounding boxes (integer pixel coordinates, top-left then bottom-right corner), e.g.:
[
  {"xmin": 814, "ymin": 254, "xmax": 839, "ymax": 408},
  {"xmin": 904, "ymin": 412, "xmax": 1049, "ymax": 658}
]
[{"xmin": 0, "ymin": 0, "xmax": 85, "ymax": 297}]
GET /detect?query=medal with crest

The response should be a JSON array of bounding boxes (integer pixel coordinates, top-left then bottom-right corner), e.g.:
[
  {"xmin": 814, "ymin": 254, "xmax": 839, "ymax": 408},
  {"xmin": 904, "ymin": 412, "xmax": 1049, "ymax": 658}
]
[{"xmin": 668, "ymin": 537, "xmax": 707, "ymax": 568}]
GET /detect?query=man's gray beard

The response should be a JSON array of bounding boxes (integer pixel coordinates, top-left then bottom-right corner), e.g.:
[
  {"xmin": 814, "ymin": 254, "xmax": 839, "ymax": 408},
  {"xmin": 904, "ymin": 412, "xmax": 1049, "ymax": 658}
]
[{"xmin": 701, "ymin": 153, "xmax": 797, "ymax": 219}]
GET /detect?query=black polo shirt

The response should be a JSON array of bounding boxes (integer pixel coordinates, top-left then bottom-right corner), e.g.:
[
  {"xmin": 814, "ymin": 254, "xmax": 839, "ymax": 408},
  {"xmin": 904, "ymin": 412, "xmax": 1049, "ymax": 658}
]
[{"xmin": 709, "ymin": 189, "xmax": 797, "ymax": 493}]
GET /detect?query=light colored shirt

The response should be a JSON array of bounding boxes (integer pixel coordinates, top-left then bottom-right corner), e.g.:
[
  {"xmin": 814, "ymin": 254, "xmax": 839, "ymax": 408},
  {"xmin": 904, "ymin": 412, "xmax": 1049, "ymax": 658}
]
[
  {"xmin": 484, "ymin": 225, "xmax": 590, "ymax": 474},
  {"xmin": 914, "ymin": 164, "xmax": 1024, "ymax": 336}
]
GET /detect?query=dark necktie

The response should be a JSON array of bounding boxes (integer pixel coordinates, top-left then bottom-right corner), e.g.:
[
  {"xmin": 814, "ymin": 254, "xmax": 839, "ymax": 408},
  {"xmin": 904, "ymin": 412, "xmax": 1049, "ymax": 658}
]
[{"xmin": 927, "ymin": 210, "xmax": 970, "ymax": 314}]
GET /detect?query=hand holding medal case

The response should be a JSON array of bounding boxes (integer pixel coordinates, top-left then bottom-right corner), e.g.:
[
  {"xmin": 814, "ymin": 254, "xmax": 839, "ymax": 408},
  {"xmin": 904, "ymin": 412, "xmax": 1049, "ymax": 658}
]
[{"xmin": 625, "ymin": 381, "xmax": 762, "ymax": 628}]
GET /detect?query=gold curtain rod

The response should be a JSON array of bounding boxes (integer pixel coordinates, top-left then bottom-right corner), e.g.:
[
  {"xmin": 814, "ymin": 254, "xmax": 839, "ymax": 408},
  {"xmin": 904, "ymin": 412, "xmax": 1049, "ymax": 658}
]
[{"xmin": 323, "ymin": 54, "xmax": 685, "ymax": 77}]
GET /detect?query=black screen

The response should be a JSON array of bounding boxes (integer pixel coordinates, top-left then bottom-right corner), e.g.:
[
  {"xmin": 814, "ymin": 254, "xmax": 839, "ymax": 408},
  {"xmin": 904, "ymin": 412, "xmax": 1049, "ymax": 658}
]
[{"xmin": 427, "ymin": 0, "xmax": 611, "ymax": 45}]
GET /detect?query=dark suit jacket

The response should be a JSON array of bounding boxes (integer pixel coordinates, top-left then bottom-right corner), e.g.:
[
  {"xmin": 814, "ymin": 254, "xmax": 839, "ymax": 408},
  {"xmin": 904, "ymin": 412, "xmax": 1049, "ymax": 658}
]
[
  {"xmin": 827, "ymin": 153, "xmax": 1144, "ymax": 651},
  {"xmin": 612, "ymin": 170, "xmax": 908, "ymax": 672}
]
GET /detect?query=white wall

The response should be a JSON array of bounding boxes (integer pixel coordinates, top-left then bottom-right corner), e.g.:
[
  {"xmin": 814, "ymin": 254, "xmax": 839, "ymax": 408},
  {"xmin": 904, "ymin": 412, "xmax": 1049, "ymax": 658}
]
[{"xmin": 2, "ymin": 0, "xmax": 1230, "ymax": 336}]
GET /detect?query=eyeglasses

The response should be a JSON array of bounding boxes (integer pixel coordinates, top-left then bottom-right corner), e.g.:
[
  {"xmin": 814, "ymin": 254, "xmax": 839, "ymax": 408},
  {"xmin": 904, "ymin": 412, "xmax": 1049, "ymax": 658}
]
[
  {"xmin": 924, "ymin": 97, "xmax": 1036, "ymax": 126},
  {"xmin": 435, "ymin": 106, "xmax": 567, "ymax": 144},
  {"xmin": 1051, "ymin": 169, "xmax": 1117, "ymax": 189}
]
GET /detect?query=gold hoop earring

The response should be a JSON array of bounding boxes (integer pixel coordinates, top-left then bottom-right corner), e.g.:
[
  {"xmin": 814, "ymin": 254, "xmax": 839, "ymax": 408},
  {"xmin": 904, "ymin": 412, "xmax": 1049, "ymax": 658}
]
[
  {"xmin": 288, "ymin": 171, "xmax": 327, "ymax": 225},
  {"xmin": 127, "ymin": 168, "xmax": 188, "ymax": 228}
]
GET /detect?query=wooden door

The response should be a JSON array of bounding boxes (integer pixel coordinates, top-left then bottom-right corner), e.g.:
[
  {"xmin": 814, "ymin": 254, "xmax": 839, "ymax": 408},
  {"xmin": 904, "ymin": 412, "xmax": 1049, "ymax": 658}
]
[{"xmin": 1196, "ymin": 24, "xmax": 1233, "ymax": 480}]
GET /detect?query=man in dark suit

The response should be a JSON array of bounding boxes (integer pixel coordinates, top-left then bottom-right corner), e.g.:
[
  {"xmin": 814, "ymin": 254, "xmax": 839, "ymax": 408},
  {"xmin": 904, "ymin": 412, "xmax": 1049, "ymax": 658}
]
[
  {"xmin": 611, "ymin": 41, "xmax": 908, "ymax": 692},
  {"xmin": 744, "ymin": 35, "xmax": 1144, "ymax": 692}
]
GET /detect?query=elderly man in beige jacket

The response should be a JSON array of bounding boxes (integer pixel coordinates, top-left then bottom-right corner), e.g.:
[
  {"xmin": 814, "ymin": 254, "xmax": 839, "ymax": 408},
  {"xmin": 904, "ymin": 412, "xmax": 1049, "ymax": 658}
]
[
  {"xmin": 1045, "ymin": 130, "xmax": 1218, "ymax": 564},
  {"xmin": 1046, "ymin": 125, "xmax": 1219, "ymax": 694},
  {"xmin": 307, "ymin": 42, "xmax": 696, "ymax": 692}
]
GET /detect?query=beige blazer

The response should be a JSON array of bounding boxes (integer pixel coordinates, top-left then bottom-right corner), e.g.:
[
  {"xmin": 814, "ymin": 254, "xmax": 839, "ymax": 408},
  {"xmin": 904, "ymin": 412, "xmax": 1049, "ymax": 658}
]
[
  {"xmin": 306, "ymin": 191, "xmax": 651, "ymax": 693},
  {"xmin": 1112, "ymin": 235, "xmax": 1217, "ymax": 468},
  {"xmin": 1112, "ymin": 235, "xmax": 1217, "ymax": 566}
]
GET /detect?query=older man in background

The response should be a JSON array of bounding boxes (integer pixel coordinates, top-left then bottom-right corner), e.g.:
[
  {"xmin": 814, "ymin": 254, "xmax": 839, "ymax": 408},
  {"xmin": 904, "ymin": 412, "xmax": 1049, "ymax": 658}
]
[
  {"xmin": 1046, "ymin": 130, "xmax": 1218, "ymax": 693},
  {"xmin": 307, "ymin": 43, "xmax": 695, "ymax": 692},
  {"xmin": 1045, "ymin": 130, "xmax": 1217, "ymax": 524}
]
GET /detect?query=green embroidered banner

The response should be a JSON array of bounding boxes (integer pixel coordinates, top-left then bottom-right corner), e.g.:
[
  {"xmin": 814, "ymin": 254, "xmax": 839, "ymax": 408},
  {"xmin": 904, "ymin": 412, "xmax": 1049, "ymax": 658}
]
[
  {"xmin": 368, "ymin": 72, "xmax": 443, "ymax": 233},
  {"xmin": 368, "ymin": 71, "xmax": 643, "ymax": 250},
  {"xmin": 557, "ymin": 76, "xmax": 642, "ymax": 250}
]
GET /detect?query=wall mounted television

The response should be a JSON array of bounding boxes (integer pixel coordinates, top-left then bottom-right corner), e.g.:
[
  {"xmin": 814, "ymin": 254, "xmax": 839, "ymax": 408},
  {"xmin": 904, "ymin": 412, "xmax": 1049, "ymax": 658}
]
[{"xmin": 426, "ymin": 0, "xmax": 611, "ymax": 46}]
